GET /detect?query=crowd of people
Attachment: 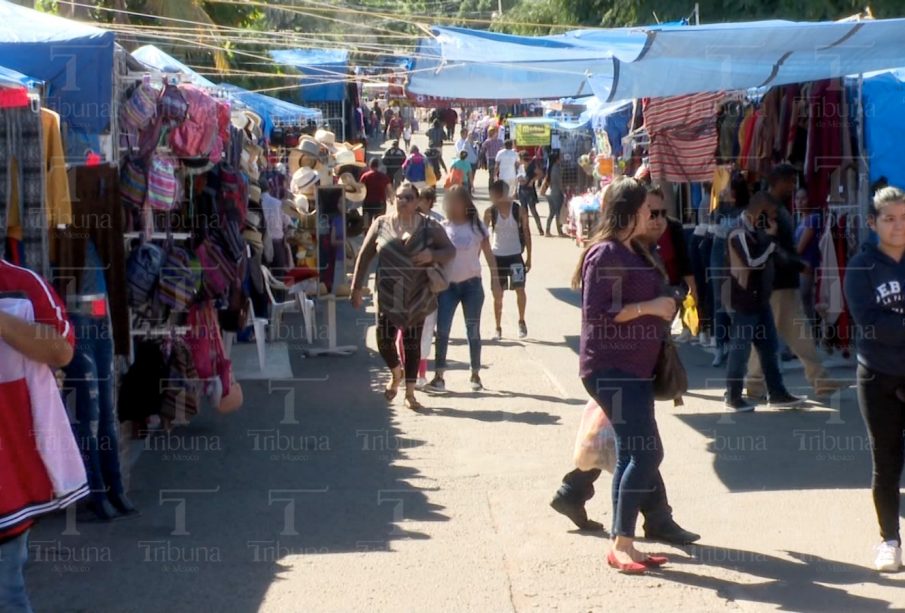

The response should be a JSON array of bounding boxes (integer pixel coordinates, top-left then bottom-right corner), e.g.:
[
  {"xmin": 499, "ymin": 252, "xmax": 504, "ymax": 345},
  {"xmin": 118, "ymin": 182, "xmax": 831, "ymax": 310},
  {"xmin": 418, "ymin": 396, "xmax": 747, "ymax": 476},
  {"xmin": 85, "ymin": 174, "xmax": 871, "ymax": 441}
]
[{"xmin": 352, "ymin": 118, "xmax": 905, "ymax": 575}]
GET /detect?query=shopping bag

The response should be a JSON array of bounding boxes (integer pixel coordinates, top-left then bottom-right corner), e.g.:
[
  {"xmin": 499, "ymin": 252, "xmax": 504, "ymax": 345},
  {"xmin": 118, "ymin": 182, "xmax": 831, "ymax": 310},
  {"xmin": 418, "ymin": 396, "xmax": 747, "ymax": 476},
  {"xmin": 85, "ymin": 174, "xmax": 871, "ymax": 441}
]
[
  {"xmin": 681, "ymin": 293, "xmax": 700, "ymax": 336},
  {"xmin": 573, "ymin": 399, "xmax": 616, "ymax": 473}
]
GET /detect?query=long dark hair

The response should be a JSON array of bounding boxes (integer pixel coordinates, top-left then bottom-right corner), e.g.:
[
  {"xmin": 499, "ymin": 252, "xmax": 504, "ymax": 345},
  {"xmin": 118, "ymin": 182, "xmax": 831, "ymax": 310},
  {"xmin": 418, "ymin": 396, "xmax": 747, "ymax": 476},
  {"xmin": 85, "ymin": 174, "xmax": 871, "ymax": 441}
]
[
  {"xmin": 571, "ymin": 177, "xmax": 652, "ymax": 289},
  {"xmin": 445, "ymin": 185, "xmax": 486, "ymax": 238}
]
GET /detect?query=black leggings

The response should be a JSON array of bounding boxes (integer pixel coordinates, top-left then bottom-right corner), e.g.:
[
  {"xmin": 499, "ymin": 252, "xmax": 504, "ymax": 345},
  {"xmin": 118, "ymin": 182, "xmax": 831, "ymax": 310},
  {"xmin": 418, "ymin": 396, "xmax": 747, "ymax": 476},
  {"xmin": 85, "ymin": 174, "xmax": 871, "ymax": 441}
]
[
  {"xmin": 857, "ymin": 364, "xmax": 905, "ymax": 544},
  {"xmin": 376, "ymin": 314, "xmax": 424, "ymax": 384}
]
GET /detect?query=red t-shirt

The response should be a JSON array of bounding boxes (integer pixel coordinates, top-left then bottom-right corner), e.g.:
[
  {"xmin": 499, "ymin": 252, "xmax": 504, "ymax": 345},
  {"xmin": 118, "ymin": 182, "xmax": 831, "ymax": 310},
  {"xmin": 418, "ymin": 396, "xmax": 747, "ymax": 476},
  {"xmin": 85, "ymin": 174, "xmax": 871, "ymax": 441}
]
[{"xmin": 360, "ymin": 169, "xmax": 392, "ymax": 205}]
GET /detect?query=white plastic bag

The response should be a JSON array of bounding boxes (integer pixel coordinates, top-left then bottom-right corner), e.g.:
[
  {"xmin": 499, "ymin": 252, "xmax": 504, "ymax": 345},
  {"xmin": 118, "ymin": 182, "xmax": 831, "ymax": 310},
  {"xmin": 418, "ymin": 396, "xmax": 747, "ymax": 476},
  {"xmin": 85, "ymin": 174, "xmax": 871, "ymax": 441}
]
[{"xmin": 572, "ymin": 399, "xmax": 617, "ymax": 473}]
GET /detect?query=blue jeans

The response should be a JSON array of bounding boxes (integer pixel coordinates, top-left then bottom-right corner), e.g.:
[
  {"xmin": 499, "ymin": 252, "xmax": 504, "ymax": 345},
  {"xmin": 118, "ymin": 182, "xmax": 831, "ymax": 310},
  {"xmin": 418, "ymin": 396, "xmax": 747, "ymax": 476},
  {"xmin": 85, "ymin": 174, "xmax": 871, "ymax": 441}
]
[
  {"xmin": 435, "ymin": 277, "xmax": 484, "ymax": 372},
  {"xmin": 725, "ymin": 306, "xmax": 788, "ymax": 401},
  {"xmin": 0, "ymin": 531, "xmax": 32, "ymax": 613},
  {"xmin": 63, "ymin": 313, "xmax": 124, "ymax": 503},
  {"xmin": 582, "ymin": 369, "xmax": 663, "ymax": 538}
]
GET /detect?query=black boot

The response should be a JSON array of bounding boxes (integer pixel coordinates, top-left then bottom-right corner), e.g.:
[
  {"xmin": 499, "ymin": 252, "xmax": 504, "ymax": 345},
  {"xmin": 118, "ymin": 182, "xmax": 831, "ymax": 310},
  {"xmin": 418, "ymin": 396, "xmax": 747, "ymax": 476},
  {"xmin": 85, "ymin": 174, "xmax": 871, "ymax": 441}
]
[
  {"xmin": 550, "ymin": 492, "xmax": 604, "ymax": 531},
  {"xmin": 108, "ymin": 492, "xmax": 140, "ymax": 517},
  {"xmin": 86, "ymin": 497, "xmax": 117, "ymax": 522},
  {"xmin": 644, "ymin": 517, "xmax": 701, "ymax": 545}
]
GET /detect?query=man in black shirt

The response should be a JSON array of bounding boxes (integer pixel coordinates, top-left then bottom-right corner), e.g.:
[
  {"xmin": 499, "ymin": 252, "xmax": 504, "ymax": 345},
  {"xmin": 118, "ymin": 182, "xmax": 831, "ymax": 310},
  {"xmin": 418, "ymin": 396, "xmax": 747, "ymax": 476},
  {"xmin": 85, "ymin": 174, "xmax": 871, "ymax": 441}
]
[
  {"xmin": 381, "ymin": 140, "xmax": 407, "ymax": 188},
  {"xmin": 726, "ymin": 191, "xmax": 804, "ymax": 412},
  {"xmin": 745, "ymin": 165, "xmax": 845, "ymax": 401}
]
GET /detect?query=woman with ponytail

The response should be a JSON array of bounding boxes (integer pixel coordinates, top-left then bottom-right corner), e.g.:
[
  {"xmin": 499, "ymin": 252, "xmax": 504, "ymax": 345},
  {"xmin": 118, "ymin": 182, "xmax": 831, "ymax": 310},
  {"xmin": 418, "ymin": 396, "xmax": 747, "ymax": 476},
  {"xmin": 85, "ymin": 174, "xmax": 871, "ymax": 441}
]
[{"xmin": 574, "ymin": 177, "xmax": 679, "ymax": 574}]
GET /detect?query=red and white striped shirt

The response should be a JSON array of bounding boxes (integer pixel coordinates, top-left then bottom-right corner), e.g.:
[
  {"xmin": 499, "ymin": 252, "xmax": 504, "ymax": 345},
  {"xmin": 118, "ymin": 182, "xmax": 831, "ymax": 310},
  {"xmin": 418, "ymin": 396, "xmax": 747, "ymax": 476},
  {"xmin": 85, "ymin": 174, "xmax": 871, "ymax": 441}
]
[{"xmin": 644, "ymin": 92, "xmax": 724, "ymax": 184}]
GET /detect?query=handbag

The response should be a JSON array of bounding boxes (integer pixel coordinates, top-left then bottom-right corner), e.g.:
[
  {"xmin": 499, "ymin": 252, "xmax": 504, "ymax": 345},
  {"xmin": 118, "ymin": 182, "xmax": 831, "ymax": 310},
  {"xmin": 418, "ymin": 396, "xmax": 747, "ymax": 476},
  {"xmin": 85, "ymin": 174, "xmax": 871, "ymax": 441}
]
[
  {"xmin": 652, "ymin": 338, "xmax": 688, "ymax": 406},
  {"xmin": 420, "ymin": 223, "xmax": 448, "ymax": 293}
]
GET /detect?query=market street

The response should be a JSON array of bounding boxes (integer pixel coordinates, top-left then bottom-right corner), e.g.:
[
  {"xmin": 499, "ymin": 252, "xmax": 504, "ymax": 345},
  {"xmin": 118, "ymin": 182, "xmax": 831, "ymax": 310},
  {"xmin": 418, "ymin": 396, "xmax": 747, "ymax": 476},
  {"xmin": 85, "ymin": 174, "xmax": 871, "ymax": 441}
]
[{"xmin": 23, "ymin": 138, "xmax": 905, "ymax": 612}]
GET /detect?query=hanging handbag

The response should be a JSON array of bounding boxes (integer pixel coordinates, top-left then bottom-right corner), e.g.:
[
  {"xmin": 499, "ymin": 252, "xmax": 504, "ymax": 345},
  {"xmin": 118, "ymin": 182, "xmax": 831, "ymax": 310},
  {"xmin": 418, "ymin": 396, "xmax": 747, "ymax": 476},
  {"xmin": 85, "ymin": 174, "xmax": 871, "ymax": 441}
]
[
  {"xmin": 421, "ymin": 221, "xmax": 448, "ymax": 294},
  {"xmin": 652, "ymin": 338, "xmax": 688, "ymax": 406}
]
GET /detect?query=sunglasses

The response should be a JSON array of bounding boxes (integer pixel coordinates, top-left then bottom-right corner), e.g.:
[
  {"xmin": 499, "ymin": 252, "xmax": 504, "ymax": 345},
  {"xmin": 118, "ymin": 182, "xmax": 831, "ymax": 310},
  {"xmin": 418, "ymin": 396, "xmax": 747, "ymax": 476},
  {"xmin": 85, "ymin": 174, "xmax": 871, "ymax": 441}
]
[{"xmin": 649, "ymin": 209, "xmax": 667, "ymax": 220}]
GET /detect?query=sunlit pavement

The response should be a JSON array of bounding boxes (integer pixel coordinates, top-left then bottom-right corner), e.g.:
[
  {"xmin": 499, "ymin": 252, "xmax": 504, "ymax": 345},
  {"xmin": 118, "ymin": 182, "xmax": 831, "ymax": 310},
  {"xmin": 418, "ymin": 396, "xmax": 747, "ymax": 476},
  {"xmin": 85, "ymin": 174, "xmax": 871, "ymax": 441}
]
[{"xmin": 25, "ymin": 134, "xmax": 905, "ymax": 612}]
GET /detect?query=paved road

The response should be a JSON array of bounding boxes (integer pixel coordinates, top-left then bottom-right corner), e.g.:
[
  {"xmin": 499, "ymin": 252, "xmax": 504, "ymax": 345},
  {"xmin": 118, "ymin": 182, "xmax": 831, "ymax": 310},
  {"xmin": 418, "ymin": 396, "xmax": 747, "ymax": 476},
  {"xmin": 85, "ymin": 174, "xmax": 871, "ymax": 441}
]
[{"xmin": 26, "ymin": 136, "xmax": 905, "ymax": 612}]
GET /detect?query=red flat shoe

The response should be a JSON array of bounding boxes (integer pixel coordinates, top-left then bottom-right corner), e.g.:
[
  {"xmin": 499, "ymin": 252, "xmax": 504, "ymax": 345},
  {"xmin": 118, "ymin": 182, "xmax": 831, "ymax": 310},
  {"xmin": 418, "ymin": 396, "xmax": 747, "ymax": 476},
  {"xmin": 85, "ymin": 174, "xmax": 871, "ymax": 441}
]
[
  {"xmin": 606, "ymin": 550, "xmax": 647, "ymax": 574},
  {"xmin": 642, "ymin": 555, "xmax": 668, "ymax": 567}
]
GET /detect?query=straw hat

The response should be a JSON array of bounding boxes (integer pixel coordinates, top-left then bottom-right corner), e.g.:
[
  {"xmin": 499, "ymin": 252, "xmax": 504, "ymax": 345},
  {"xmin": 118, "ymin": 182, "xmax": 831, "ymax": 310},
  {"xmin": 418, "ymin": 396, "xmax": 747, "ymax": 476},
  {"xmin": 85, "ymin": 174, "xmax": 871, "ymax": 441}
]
[
  {"xmin": 282, "ymin": 194, "xmax": 310, "ymax": 221},
  {"xmin": 334, "ymin": 148, "xmax": 365, "ymax": 168},
  {"xmin": 338, "ymin": 172, "xmax": 367, "ymax": 203},
  {"xmin": 248, "ymin": 184, "xmax": 262, "ymax": 204},
  {"xmin": 290, "ymin": 167, "xmax": 319, "ymax": 197},
  {"xmin": 288, "ymin": 137, "xmax": 325, "ymax": 175},
  {"xmin": 315, "ymin": 129, "xmax": 340, "ymax": 152}
]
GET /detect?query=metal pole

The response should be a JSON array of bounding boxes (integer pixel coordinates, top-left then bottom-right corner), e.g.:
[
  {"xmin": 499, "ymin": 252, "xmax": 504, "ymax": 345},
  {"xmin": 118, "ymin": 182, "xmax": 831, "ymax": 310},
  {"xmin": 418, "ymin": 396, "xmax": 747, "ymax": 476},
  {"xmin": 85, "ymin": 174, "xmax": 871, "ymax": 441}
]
[
  {"xmin": 856, "ymin": 72, "xmax": 870, "ymax": 244},
  {"xmin": 694, "ymin": 3, "xmax": 700, "ymax": 25}
]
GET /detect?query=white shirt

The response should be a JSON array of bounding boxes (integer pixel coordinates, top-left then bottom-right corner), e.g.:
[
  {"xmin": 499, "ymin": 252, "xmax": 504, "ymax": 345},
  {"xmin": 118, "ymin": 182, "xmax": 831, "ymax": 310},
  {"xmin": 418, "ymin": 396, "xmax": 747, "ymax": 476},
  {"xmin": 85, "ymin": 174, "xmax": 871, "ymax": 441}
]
[
  {"xmin": 490, "ymin": 204, "xmax": 522, "ymax": 257},
  {"xmin": 443, "ymin": 220, "xmax": 487, "ymax": 283},
  {"xmin": 262, "ymin": 193, "xmax": 287, "ymax": 240},
  {"xmin": 495, "ymin": 148, "xmax": 520, "ymax": 182}
]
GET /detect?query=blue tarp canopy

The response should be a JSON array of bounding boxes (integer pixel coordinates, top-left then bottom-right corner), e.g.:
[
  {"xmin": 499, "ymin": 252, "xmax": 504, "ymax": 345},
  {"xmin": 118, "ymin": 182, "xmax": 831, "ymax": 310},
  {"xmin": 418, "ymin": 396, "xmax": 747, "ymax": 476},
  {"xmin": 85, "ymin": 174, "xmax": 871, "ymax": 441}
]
[
  {"xmin": 269, "ymin": 49, "xmax": 349, "ymax": 102},
  {"xmin": 0, "ymin": 0, "xmax": 114, "ymax": 132},
  {"xmin": 862, "ymin": 70, "xmax": 905, "ymax": 192},
  {"xmin": 410, "ymin": 19, "xmax": 905, "ymax": 102},
  {"xmin": 0, "ymin": 65, "xmax": 35, "ymax": 89},
  {"xmin": 219, "ymin": 83, "xmax": 322, "ymax": 136},
  {"xmin": 132, "ymin": 45, "xmax": 217, "ymax": 88}
]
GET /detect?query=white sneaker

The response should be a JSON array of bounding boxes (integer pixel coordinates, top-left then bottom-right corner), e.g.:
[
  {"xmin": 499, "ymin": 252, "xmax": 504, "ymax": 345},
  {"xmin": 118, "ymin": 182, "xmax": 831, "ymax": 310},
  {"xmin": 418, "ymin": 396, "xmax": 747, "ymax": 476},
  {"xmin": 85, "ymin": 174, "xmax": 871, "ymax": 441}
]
[
  {"xmin": 415, "ymin": 377, "xmax": 428, "ymax": 390},
  {"xmin": 874, "ymin": 540, "xmax": 902, "ymax": 572}
]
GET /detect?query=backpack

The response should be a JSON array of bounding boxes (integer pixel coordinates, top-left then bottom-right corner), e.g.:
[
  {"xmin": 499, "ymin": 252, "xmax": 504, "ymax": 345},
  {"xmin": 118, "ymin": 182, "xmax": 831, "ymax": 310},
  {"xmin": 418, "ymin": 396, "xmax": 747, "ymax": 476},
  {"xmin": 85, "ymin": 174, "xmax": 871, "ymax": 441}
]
[
  {"xmin": 196, "ymin": 239, "xmax": 238, "ymax": 299},
  {"xmin": 126, "ymin": 242, "xmax": 165, "ymax": 307},
  {"xmin": 169, "ymin": 84, "xmax": 220, "ymax": 159},
  {"xmin": 159, "ymin": 84, "xmax": 188, "ymax": 127},
  {"xmin": 185, "ymin": 301, "xmax": 232, "ymax": 391},
  {"xmin": 120, "ymin": 83, "xmax": 158, "ymax": 133},
  {"xmin": 146, "ymin": 153, "xmax": 180, "ymax": 211},
  {"xmin": 160, "ymin": 338, "xmax": 200, "ymax": 424},
  {"xmin": 490, "ymin": 202, "xmax": 527, "ymax": 254},
  {"xmin": 157, "ymin": 246, "xmax": 200, "ymax": 311},
  {"xmin": 120, "ymin": 158, "xmax": 147, "ymax": 208}
]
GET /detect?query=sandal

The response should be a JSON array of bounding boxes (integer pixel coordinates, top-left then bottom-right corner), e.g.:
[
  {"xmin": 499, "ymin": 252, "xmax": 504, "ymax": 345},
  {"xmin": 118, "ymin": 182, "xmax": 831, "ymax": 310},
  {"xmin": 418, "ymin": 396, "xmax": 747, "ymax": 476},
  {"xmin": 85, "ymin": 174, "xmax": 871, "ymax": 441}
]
[
  {"xmin": 404, "ymin": 394, "xmax": 424, "ymax": 412},
  {"xmin": 384, "ymin": 367, "xmax": 403, "ymax": 402}
]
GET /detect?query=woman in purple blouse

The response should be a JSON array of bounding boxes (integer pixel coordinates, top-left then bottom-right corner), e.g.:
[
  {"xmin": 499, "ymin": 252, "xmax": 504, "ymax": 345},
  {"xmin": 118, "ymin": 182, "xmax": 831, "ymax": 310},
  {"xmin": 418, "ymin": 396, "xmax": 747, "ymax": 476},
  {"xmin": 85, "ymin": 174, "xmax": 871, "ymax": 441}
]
[{"xmin": 572, "ymin": 177, "xmax": 678, "ymax": 574}]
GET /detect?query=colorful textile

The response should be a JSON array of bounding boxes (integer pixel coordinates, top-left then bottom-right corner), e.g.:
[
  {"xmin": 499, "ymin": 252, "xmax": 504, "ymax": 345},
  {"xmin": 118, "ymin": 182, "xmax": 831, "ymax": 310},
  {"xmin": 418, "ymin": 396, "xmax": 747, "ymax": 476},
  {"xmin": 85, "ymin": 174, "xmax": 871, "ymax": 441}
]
[{"xmin": 644, "ymin": 92, "xmax": 723, "ymax": 183}]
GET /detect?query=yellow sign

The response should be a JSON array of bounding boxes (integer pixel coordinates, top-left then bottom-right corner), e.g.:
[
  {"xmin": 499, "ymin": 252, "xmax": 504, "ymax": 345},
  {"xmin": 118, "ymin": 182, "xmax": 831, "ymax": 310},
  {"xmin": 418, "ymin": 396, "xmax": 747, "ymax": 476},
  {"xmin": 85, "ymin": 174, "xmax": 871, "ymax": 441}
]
[{"xmin": 514, "ymin": 123, "xmax": 552, "ymax": 147}]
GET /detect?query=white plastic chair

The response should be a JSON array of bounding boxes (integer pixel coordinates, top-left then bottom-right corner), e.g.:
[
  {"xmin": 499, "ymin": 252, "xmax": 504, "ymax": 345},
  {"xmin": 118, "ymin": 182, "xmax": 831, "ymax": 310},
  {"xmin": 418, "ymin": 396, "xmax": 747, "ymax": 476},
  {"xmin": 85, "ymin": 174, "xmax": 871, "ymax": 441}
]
[
  {"xmin": 262, "ymin": 266, "xmax": 299, "ymax": 342},
  {"xmin": 262, "ymin": 266, "xmax": 317, "ymax": 344}
]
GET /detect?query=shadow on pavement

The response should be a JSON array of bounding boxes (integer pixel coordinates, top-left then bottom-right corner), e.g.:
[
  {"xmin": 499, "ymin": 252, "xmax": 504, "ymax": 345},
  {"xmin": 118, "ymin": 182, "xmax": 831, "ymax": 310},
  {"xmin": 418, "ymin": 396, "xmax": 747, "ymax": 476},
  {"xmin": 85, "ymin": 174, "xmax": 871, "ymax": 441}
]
[
  {"xmin": 26, "ymin": 299, "xmax": 447, "ymax": 612},
  {"xmin": 659, "ymin": 544, "xmax": 903, "ymax": 612},
  {"xmin": 676, "ymin": 343, "xmax": 872, "ymax": 492},
  {"xmin": 429, "ymin": 405, "xmax": 561, "ymax": 425}
]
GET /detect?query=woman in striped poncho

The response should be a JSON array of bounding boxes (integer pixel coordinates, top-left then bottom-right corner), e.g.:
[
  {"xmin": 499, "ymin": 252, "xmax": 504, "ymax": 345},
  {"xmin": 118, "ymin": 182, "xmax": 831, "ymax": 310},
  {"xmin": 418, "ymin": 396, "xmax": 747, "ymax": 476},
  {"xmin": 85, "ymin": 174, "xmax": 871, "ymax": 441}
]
[{"xmin": 352, "ymin": 182, "xmax": 455, "ymax": 411}]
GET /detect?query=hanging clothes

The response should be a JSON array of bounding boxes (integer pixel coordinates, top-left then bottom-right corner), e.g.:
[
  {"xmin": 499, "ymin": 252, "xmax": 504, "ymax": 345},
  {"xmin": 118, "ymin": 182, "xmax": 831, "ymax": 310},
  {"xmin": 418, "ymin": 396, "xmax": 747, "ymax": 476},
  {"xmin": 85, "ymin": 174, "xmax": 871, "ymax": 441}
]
[
  {"xmin": 817, "ymin": 216, "xmax": 843, "ymax": 328},
  {"xmin": 715, "ymin": 100, "xmax": 743, "ymax": 164},
  {"xmin": 0, "ymin": 106, "xmax": 49, "ymax": 277},
  {"xmin": 54, "ymin": 164, "xmax": 130, "ymax": 356},
  {"xmin": 644, "ymin": 92, "xmax": 723, "ymax": 183},
  {"xmin": 805, "ymin": 80, "xmax": 843, "ymax": 208},
  {"xmin": 709, "ymin": 166, "xmax": 731, "ymax": 213}
]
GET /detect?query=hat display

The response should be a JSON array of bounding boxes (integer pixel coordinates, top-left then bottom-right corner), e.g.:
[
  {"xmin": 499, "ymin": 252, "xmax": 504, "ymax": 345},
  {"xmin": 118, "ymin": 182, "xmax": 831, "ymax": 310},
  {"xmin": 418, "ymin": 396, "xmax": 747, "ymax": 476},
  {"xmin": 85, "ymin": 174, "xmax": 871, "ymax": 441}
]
[
  {"xmin": 290, "ymin": 167, "xmax": 320, "ymax": 197},
  {"xmin": 334, "ymin": 148, "xmax": 365, "ymax": 168},
  {"xmin": 338, "ymin": 172, "xmax": 367, "ymax": 204},
  {"xmin": 248, "ymin": 184, "xmax": 262, "ymax": 204}
]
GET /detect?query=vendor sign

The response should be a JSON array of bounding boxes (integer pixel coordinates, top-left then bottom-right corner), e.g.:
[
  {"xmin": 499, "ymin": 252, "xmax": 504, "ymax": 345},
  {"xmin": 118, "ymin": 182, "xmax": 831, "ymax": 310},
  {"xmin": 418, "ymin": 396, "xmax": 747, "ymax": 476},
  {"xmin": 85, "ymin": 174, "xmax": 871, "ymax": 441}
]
[{"xmin": 515, "ymin": 123, "xmax": 552, "ymax": 147}]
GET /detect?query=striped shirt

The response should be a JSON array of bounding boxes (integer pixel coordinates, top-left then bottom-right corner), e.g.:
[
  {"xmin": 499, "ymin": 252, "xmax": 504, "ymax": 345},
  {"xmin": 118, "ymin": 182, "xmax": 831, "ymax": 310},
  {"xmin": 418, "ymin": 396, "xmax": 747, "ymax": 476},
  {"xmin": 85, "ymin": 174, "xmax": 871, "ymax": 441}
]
[
  {"xmin": 644, "ymin": 92, "xmax": 724, "ymax": 183},
  {"xmin": 480, "ymin": 137, "xmax": 503, "ymax": 165}
]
